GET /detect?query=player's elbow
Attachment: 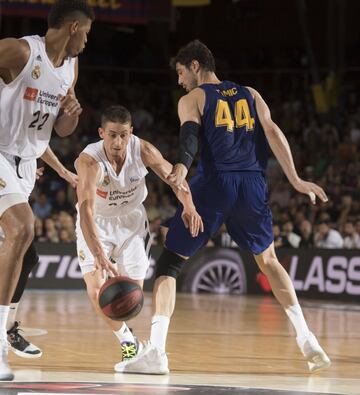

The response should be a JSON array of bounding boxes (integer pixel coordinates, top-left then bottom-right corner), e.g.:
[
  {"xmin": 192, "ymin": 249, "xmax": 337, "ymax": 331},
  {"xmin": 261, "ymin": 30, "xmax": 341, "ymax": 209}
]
[{"xmin": 263, "ymin": 120, "xmax": 281, "ymax": 140}]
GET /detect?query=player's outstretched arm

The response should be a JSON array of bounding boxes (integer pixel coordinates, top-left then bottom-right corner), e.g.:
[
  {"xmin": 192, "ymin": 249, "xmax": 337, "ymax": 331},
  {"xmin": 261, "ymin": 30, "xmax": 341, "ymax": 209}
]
[
  {"xmin": 248, "ymin": 86, "xmax": 328, "ymax": 205},
  {"xmin": 41, "ymin": 146, "xmax": 78, "ymax": 188},
  {"xmin": 54, "ymin": 59, "xmax": 82, "ymax": 137},
  {"xmin": 77, "ymin": 153, "xmax": 118, "ymax": 277},
  {"xmin": 140, "ymin": 139, "xmax": 204, "ymax": 237}
]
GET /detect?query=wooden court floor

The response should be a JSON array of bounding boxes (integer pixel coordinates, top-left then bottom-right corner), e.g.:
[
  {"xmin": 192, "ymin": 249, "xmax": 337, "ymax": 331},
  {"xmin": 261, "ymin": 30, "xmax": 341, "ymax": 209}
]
[{"xmin": 4, "ymin": 290, "xmax": 360, "ymax": 394}]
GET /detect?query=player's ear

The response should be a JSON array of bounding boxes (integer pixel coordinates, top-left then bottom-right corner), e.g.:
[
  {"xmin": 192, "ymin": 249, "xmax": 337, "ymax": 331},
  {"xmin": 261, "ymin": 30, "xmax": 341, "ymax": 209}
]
[
  {"xmin": 191, "ymin": 60, "xmax": 200, "ymax": 73},
  {"xmin": 98, "ymin": 127, "xmax": 105, "ymax": 139},
  {"xmin": 130, "ymin": 126, "xmax": 133, "ymax": 134},
  {"xmin": 69, "ymin": 20, "xmax": 79, "ymax": 35}
]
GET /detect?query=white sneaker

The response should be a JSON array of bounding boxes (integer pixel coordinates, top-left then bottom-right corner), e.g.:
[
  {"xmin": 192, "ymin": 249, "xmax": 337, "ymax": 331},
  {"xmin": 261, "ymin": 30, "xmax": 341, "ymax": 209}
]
[
  {"xmin": 297, "ymin": 332, "xmax": 331, "ymax": 373},
  {"xmin": 115, "ymin": 342, "xmax": 169, "ymax": 375},
  {"xmin": 0, "ymin": 341, "xmax": 14, "ymax": 381}
]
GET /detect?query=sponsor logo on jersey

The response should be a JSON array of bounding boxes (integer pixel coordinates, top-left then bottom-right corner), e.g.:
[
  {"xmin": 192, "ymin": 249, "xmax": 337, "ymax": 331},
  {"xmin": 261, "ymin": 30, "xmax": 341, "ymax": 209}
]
[
  {"xmin": 130, "ymin": 176, "xmax": 140, "ymax": 183},
  {"xmin": 96, "ymin": 189, "xmax": 108, "ymax": 199},
  {"xmin": 31, "ymin": 65, "xmax": 41, "ymax": 79},
  {"xmin": 0, "ymin": 178, "xmax": 6, "ymax": 189},
  {"xmin": 102, "ymin": 175, "xmax": 110, "ymax": 186},
  {"xmin": 24, "ymin": 87, "xmax": 38, "ymax": 101},
  {"xmin": 78, "ymin": 250, "xmax": 86, "ymax": 262}
]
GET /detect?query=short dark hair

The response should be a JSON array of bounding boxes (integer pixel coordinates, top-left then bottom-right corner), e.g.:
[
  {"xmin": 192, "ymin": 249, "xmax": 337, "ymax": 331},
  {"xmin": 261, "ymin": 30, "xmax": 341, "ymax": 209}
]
[
  {"xmin": 48, "ymin": 0, "xmax": 95, "ymax": 29},
  {"xmin": 101, "ymin": 105, "xmax": 132, "ymax": 127},
  {"xmin": 170, "ymin": 39, "xmax": 216, "ymax": 72}
]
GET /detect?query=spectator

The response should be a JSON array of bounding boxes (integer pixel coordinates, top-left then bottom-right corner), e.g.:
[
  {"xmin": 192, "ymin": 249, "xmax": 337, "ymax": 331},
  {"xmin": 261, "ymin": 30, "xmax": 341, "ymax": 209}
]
[
  {"xmin": 282, "ymin": 220, "xmax": 301, "ymax": 248},
  {"xmin": 44, "ymin": 218, "xmax": 59, "ymax": 243},
  {"xmin": 342, "ymin": 221, "xmax": 360, "ymax": 249},
  {"xmin": 273, "ymin": 223, "xmax": 285, "ymax": 248},
  {"xmin": 315, "ymin": 221, "xmax": 344, "ymax": 248},
  {"xmin": 32, "ymin": 193, "xmax": 52, "ymax": 220},
  {"xmin": 299, "ymin": 220, "xmax": 314, "ymax": 248},
  {"xmin": 52, "ymin": 189, "xmax": 74, "ymax": 215},
  {"xmin": 34, "ymin": 217, "xmax": 46, "ymax": 242},
  {"xmin": 59, "ymin": 229, "xmax": 73, "ymax": 243}
]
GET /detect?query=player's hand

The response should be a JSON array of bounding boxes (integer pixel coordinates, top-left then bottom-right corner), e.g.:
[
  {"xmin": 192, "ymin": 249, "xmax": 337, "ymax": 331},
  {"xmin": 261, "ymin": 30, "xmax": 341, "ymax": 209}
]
[
  {"xmin": 36, "ymin": 167, "xmax": 44, "ymax": 180},
  {"xmin": 167, "ymin": 163, "xmax": 189, "ymax": 191},
  {"xmin": 94, "ymin": 253, "xmax": 118, "ymax": 278},
  {"xmin": 181, "ymin": 205, "xmax": 204, "ymax": 237},
  {"xmin": 59, "ymin": 92, "xmax": 82, "ymax": 117},
  {"xmin": 293, "ymin": 179, "xmax": 328, "ymax": 205},
  {"xmin": 59, "ymin": 168, "xmax": 78, "ymax": 188}
]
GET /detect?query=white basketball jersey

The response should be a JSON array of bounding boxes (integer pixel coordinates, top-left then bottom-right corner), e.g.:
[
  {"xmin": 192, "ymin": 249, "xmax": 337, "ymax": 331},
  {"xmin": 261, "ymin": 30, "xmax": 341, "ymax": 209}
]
[
  {"xmin": 0, "ymin": 35, "xmax": 76, "ymax": 159},
  {"xmin": 80, "ymin": 135, "xmax": 148, "ymax": 217}
]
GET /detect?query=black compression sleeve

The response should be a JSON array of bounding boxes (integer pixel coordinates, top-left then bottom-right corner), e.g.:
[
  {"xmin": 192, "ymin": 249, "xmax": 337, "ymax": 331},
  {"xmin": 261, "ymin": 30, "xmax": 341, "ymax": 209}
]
[{"xmin": 178, "ymin": 121, "xmax": 200, "ymax": 169}]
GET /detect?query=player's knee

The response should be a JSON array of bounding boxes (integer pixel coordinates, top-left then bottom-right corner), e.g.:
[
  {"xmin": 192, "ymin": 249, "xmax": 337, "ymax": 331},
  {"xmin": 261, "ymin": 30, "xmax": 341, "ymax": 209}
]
[
  {"xmin": 83, "ymin": 275, "xmax": 101, "ymax": 302},
  {"xmin": 155, "ymin": 247, "xmax": 187, "ymax": 279},
  {"xmin": 257, "ymin": 256, "xmax": 280, "ymax": 274},
  {"xmin": 15, "ymin": 220, "xmax": 34, "ymax": 246}
]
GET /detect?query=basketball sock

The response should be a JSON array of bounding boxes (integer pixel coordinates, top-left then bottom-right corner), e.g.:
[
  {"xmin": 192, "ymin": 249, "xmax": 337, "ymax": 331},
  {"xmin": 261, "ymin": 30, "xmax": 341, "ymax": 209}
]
[
  {"xmin": 6, "ymin": 302, "xmax": 19, "ymax": 331},
  {"xmin": 150, "ymin": 315, "xmax": 170, "ymax": 353},
  {"xmin": 0, "ymin": 305, "xmax": 10, "ymax": 341},
  {"xmin": 114, "ymin": 323, "xmax": 135, "ymax": 344},
  {"xmin": 285, "ymin": 304, "xmax": 311, "ymax": 343}
]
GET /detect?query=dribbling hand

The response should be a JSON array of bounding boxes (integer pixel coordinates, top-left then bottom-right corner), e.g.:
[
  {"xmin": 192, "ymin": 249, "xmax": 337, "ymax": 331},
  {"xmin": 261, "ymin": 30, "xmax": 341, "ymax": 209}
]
[
  {"xmin": 59, "ymin": 92, "xmax": 82, "ymax": 117},
  {"xmin": 94, "ymin": 253, "xmax": 118, "ymax": 278},
  {"xmin": 181, "ymin": 205, "xmax": 204, "ymax": 237}
]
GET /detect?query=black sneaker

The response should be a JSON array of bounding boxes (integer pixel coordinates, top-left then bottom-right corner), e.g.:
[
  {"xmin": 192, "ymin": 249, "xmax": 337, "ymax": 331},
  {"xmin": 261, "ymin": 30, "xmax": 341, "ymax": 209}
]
[{"xmin": 7, "ymin": 322, "xmax": 42, "ymax": 359}]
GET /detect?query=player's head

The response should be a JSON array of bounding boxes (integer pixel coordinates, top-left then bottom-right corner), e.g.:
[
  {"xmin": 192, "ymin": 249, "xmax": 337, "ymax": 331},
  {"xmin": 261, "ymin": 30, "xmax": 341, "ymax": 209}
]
[
  {"xmin": 99, "ymin": 105, "xmax": 133, "ymax": 159},
  {"xmin": 171, "ymin": 39, "xmax": 216, "ymax": 92},
  {"xmin": 48, "ymin": 0, "xmax": 95, "ymax": 57}
]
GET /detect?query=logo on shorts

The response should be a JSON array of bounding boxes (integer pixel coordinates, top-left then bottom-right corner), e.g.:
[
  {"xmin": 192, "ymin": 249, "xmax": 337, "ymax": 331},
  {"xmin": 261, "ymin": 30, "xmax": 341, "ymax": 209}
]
[
  {"xmin": 31, "ymin": 65, "xmax": 41, "ymax": 80},
  {"xmin": 96, "ymin": 189, "xmax": 108, "ymax": 199},
  {"xmin": 79, "ymin": 250, "xmax": 86, "ymax": 262},
  {"xmin": 23, "ymin": 87, "xmax": 38, "ymax": 101},
  {"xmin": 0, "ymin": 178, "xmax": 6, "ymax": 189},
  {"xmin": 102, "ymin": 175, "xmax": 110, "ymax": 187}
]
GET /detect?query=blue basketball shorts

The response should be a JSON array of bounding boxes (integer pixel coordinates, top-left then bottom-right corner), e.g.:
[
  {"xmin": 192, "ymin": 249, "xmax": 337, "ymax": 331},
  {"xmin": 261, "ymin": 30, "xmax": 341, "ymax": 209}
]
[{"xmin": 165, "ymin": 171, "xmax": 274, "ymax": 257}]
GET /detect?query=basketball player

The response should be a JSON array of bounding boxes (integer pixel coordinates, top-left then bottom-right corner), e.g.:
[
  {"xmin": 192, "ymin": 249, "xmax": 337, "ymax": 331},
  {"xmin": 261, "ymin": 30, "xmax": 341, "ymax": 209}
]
[
  {"xmin": 117, "ymin": 40, "xmax": 331, "ymax": 374},
  {"xmin": 6, "ymin": 145, "xmax": 78, "ymax": 360},
  {"xmin": 75, "ymin": 105, "xmax": 202, "ymax": 369},
  {"xmin": 0, "ymin": 0, "xmax": 94, "ymax": 380}
]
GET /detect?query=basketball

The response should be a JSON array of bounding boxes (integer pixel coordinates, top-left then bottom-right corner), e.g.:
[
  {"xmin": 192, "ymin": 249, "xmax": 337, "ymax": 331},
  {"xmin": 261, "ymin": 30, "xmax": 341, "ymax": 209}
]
[{"xmin": 98, "ymin": 276, "xmax": 144, "ymax": 321}]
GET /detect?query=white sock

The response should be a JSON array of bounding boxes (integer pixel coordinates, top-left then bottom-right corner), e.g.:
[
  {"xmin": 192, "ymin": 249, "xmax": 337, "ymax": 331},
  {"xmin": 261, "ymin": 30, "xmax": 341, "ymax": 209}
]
[
  {"xmin": 285, "ymin": 304, "xmax": 311, "ymax": 343},
  {"xmin": 6, "ymin": 302, "xmax": 19, "ymax": 331},
  {"xmin": 113, "ymin": 323, "xmax": 135, "ymax": 344},
  {"xmin": 0, "ymin": 305, "xmax": 10, "ymax": 341},
  {"xmin": 150, "ymin": 315, "xmax": 170, "ymax": 353}
]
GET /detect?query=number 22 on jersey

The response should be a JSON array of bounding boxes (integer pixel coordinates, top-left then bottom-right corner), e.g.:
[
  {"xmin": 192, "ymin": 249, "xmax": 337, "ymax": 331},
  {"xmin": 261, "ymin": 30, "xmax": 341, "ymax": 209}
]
[{"xmin": 215, "ymin": 99, "xmax": 254, "ymax": 132}]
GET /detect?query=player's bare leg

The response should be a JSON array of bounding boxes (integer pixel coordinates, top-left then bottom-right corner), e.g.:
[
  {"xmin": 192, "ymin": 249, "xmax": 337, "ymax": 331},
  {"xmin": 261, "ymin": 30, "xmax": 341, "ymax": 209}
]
[
  {"xmin": 0, "ymin": 203, "xmax": 34, "ymax": 380},
  {"xmin": 84, "ymin": 270, "xmax": 142, "ymax": 362},
  {"xmin": 115, "ymin": 251, "xmax": 185, "ymax": 375},
  {"xmin": 254, "ymin": 242, "xmax": 331, "ymax": 372}
]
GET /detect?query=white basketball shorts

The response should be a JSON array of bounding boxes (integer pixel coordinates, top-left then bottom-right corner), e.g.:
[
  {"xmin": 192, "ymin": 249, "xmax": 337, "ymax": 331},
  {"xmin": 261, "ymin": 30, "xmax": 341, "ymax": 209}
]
[
  {"xmin": 76, "ymin": 204, "xmax": 151, "ymax": 280},
  {"xmin": 0, "ymin": 151, "xmax": 36, "ymax": 216}
]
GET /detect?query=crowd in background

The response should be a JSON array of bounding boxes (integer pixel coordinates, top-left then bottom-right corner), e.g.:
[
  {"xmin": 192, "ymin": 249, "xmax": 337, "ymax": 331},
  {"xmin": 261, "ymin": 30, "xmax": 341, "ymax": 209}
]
[{"xmin": 30, "ymin": 70, "xmax": 360, "ymax": 249}]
